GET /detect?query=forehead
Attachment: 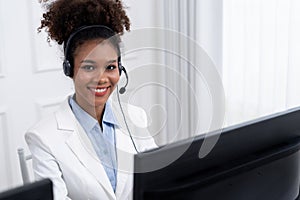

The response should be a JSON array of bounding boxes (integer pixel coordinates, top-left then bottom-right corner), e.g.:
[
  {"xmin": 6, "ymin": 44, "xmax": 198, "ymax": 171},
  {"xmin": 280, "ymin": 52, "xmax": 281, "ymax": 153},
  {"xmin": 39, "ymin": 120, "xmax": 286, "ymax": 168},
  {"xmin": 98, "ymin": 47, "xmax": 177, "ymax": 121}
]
[{"xmin": 75, "ymin": 39, "xmax": 118, "ymax": 61}]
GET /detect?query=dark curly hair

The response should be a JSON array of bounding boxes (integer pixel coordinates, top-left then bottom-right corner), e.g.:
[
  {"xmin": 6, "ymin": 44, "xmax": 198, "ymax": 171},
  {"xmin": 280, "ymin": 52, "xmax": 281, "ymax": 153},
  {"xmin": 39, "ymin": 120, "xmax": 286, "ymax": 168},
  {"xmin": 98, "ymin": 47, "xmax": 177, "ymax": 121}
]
[
  {"xmin": 38, "ymin": 0, "xmax": 130, "ymax": 77},
  {"xmin": 38, "ymin": 0, "xmax": 130, "ymax": 45}
]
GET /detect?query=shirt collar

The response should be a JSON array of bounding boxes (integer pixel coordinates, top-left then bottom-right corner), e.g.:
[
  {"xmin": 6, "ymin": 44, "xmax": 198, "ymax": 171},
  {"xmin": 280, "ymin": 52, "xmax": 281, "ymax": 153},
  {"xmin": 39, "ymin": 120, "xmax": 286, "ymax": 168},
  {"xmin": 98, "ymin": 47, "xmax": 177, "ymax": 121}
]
[
  {"xmin": 103, "ymin": 101, "xmax": 118, "ymax": 126},
  {"xmin": 69, "ymin": 95, "xmax": 118, "ymax": 132}
]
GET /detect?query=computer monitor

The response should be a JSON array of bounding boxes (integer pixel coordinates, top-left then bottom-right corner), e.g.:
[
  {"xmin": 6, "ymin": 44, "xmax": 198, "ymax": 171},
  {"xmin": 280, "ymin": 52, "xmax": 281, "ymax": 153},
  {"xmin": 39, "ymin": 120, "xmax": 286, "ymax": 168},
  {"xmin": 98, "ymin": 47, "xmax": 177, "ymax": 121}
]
[
  {"xmin": 0, "ymin": 179, "xmax": 53, "ymax": 200},
  {"xmin": 134, "ymin": 107, "xmax": 300, "ymax": 200}
]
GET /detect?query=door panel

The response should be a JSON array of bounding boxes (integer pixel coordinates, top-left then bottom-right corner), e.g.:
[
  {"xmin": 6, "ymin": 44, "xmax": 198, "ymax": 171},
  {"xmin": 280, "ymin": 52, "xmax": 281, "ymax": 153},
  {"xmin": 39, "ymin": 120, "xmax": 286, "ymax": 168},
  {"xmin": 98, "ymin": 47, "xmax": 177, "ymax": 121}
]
[{"xmin": 0, "ymin": 1, "xmax": 73, "ymax": 191}]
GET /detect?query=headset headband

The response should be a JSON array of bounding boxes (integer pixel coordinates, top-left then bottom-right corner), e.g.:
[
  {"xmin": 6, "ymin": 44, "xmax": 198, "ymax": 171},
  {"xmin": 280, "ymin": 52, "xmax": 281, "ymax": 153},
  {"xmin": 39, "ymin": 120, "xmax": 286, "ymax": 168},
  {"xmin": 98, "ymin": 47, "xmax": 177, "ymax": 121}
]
[{"xmin": 64, "ymin": 25, "xmax": 120, "ymax": 59}]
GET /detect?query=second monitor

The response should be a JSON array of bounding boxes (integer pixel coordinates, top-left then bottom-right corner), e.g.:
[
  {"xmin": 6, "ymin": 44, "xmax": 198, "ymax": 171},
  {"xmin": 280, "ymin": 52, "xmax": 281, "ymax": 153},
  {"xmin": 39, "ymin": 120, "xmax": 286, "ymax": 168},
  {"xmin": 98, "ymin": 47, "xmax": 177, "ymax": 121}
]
[{"xmin": 134, "ymin": 107, "xmax": 300, "ymax": 200}]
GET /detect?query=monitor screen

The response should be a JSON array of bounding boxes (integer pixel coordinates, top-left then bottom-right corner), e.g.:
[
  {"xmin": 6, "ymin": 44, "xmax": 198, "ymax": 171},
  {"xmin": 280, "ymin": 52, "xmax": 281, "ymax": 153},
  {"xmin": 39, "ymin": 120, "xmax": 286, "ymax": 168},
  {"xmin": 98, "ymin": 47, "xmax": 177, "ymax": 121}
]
[
  {"xmin": 134, "ymin": 107, "xmax": 300, "ymax": 200},
  {"xmin": 0, "ymin": 179, "xmax": 53, "ymax": 200}
]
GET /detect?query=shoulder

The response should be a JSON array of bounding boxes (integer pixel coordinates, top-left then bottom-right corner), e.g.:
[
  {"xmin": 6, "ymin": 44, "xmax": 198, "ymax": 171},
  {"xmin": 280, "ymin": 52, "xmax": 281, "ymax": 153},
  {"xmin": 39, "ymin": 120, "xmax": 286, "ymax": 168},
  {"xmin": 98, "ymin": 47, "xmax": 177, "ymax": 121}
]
[
  {"xmin": 110, "ymin": 100, "xmax": 158, "ymax": 151},
  {"xmin": 25, "ymin": 97, "xmax": 73, "ymax": 142},
  {"xmin": 125, "ymin": 103, "xmax": 148, "ymax": 128},
  {"xmin": 26, "ymin": 113, "xmax": 57, "ymax": 137},
  {"xmin": 110, "ymin": 100, "xmax": 148, "ymax": 128}
]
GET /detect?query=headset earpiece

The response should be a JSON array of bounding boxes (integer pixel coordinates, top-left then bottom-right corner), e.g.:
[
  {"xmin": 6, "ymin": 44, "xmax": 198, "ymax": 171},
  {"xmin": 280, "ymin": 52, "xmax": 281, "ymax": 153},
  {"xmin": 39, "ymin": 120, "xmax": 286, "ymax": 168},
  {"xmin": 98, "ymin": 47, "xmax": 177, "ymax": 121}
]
[{"xmin": 63, "ymin": 60, "xmax": 73, "ymax": 77}]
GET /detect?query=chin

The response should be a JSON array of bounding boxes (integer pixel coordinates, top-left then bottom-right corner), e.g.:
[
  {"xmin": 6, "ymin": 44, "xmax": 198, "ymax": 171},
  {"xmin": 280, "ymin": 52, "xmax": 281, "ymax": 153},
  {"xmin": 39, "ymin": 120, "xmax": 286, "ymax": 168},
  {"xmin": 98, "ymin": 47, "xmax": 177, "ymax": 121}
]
[{"xmin": 90, "ymin": 100, "xmax": 107, "ymax": 107}]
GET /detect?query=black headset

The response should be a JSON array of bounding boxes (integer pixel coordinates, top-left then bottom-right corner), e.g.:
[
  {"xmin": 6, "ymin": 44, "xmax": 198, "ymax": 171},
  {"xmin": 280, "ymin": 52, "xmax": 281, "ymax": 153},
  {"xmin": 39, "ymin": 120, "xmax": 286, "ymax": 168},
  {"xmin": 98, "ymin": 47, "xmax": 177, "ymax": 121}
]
[{"xmin": 63, "ymin": 25, "xmax": 128, "ymax": 94}]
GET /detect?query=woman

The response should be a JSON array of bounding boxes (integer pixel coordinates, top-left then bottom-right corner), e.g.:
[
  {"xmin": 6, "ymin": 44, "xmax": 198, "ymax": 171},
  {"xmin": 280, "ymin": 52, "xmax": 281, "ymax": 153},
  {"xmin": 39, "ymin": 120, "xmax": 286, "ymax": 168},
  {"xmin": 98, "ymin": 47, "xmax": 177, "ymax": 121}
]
[{"xmin": 25, "ymin": 0, "xmax": 156, "ymax": 199}]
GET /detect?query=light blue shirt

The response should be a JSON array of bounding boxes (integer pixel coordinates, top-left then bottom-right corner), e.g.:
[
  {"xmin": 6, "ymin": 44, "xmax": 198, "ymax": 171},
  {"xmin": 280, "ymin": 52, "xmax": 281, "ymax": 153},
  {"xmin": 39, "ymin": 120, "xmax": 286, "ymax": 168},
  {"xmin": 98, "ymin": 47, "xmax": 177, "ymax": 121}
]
[{"xmin": 69, "ymin": 96, "xmax": 117, "ymax": 192}]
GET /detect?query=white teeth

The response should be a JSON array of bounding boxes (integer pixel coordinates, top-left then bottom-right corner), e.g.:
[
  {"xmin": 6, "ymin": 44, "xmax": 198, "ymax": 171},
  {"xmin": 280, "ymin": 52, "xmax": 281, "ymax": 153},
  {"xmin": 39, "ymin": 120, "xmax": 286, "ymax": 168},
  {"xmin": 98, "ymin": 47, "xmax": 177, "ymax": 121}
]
[{"xmin": 94, "ymin": 88, "xmax": 107, "ymax": 93}]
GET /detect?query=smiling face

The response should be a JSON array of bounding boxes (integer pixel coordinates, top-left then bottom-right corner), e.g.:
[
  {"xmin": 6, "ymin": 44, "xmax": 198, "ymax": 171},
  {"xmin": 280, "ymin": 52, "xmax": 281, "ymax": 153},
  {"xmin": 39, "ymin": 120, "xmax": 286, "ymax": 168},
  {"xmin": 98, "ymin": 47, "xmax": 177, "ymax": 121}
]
[{"xmin": 73, "ymin": 39, "xmax": 120, "ymax": 119}]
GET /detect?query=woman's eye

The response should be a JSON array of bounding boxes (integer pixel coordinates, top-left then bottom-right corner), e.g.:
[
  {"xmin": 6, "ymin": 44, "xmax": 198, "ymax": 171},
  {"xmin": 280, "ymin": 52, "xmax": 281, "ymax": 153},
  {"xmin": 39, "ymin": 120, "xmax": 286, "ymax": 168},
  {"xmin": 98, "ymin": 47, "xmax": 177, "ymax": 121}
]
[
  {"xmin": 106, "ymin": 65, "xmax": 117, "ymax": 71},
  {"xmin": 81, "ymin": 65, "xmax": 95, "ymax": 71}
]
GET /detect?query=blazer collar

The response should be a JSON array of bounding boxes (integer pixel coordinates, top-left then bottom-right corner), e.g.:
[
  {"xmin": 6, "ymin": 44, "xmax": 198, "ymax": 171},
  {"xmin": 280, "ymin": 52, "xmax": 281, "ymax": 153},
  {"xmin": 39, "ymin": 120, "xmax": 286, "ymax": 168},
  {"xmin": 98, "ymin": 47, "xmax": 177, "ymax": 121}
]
[{"xmin": 55, "ymin": 98, "xmax": 76, "ymax": 131}]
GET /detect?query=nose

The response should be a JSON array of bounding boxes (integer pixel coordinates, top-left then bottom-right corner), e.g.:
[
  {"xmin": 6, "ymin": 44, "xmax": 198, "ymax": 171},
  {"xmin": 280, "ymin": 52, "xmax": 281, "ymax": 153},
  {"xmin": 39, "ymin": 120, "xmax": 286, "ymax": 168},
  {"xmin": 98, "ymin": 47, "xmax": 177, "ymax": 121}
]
[
  {"xmin": 93, "ymin": 68, "xmax": 108, "ymax": 84},
  {"xmin": 99, "ymin": 74, "xmax": 108, "ymax": 84}
]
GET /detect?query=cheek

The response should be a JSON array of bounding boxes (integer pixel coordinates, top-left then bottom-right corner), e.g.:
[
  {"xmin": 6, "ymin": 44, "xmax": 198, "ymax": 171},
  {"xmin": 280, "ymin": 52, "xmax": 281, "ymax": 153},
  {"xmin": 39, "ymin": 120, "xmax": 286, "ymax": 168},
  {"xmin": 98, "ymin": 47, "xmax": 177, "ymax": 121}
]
[
  {"xmin": 114, "ymin": 75, "xmax": 120, "ymax": 84},
  {"xmin": 72, "ymin": 67, "xmax": 82, "ymax": 83},
  {"xmin": 110, "ymin": 72, "xmax": 120, "ymax": 85},
  {"xmin": 73, "ymin": 73, "xmax": 83, "ymax": 84},
  {"xmin": 73, "ymin": 73, "xmax": 89, "ymax": 90}
]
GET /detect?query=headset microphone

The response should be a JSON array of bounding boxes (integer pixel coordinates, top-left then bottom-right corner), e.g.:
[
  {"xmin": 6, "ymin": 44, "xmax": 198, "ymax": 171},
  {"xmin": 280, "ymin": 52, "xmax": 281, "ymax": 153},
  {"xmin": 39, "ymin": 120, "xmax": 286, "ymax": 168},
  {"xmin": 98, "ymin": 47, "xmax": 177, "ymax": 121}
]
[{"xmin": 119, "ymin": 67, "xmax": 128, "ymax": 94}]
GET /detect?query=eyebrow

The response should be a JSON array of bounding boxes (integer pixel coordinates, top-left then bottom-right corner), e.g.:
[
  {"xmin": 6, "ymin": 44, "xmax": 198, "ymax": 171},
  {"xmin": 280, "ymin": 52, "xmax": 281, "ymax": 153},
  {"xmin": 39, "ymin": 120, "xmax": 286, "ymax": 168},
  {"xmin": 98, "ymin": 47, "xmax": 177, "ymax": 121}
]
[
  {"xmin": 80, "ymin": 60, "xmax": 96, "ymax": 64},
  {"xmin": 80, "ymin": 59, "xmax": 118, "ymax": 64}
]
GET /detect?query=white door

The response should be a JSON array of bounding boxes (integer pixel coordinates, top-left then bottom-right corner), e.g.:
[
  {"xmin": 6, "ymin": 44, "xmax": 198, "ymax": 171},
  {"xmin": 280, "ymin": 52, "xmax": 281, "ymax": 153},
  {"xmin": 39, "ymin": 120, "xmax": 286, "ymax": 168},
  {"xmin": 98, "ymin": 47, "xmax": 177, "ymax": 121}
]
[{"xmin": 0, "ymin": 1, "xmax": 73, "ymax": 191}]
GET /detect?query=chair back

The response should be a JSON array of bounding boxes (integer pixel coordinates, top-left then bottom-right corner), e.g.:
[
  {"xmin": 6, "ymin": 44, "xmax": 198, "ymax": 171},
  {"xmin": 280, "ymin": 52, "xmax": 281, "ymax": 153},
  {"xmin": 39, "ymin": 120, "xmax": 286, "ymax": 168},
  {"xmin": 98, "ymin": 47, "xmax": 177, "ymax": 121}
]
[{"xmin": 17, "ymin": 148, "xmax": 32, "ymax": 184}]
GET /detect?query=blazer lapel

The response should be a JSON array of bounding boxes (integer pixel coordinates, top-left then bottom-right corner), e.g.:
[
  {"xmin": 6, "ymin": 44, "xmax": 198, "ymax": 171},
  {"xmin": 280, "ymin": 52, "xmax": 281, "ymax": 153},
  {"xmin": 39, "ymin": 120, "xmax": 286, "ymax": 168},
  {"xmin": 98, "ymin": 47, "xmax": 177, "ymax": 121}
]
[
  {"xmin": 55, "ymin": 98, "xmax": 116, "ymax": 199},
  {"xmin": 115, "ymin": 127, "xmax": 136, "ymax": 199}
]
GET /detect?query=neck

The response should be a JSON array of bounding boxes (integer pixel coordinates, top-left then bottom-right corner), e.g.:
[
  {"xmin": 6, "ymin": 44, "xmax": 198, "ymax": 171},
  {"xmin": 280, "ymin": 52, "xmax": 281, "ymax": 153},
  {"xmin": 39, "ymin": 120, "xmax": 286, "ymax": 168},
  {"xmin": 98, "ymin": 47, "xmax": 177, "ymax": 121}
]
[{"xmin": 73, "ymin": 96, "xmax": 105, "ymax": 126}]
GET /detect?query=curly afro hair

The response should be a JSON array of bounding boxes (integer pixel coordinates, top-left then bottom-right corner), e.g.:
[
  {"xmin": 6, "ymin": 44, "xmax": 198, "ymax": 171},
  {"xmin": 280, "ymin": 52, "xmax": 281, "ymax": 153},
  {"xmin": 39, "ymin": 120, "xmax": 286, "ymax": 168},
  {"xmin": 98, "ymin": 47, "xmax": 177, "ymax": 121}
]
[{"xmin": 38, "ymin": 0, "xmax": 131, "ymax": 45}]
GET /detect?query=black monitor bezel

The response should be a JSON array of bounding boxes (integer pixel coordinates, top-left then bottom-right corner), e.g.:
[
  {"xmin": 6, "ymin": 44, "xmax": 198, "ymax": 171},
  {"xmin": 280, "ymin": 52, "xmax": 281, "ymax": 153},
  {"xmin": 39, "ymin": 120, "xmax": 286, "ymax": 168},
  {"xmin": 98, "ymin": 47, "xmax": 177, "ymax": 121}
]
[{"xmin": 0, "ymin": 179, "xmax": 53, "ymax": 200}]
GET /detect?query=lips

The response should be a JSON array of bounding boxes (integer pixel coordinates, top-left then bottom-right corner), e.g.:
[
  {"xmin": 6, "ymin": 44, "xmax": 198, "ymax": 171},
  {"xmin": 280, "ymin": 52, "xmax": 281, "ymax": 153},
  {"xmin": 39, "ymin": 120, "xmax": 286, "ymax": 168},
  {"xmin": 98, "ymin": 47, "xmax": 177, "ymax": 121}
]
[{"xmin": 88, "ymin": 86, "xmax": 110, "ymax": 97}]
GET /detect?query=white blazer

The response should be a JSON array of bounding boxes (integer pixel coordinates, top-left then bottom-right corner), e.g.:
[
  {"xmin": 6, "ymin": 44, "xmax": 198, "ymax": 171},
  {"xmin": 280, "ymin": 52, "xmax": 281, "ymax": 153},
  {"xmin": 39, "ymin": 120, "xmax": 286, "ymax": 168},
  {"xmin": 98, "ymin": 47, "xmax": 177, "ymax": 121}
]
[{"xmin": 25, "ymin": 96, "xmax": 157, "ymax": 200}]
